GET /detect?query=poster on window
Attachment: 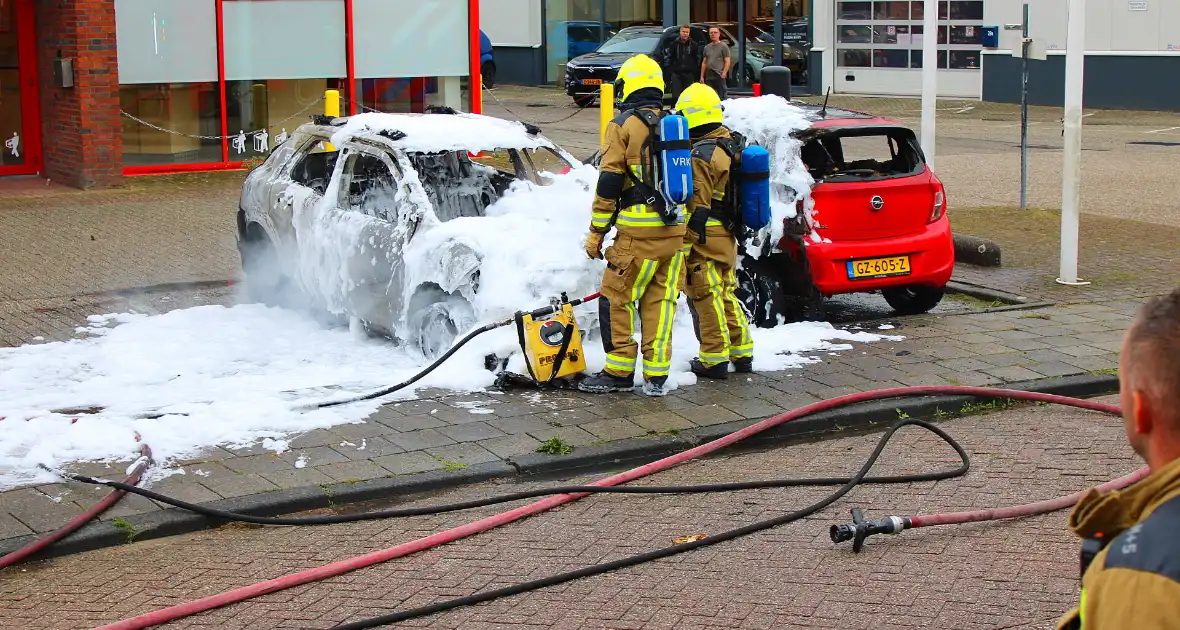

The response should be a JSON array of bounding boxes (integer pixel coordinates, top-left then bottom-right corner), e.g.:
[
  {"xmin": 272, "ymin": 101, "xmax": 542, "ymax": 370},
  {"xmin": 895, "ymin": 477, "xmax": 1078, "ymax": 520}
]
[{"xmin": 965, "ymin": 26, "xmax": 975, "ymax": 37}]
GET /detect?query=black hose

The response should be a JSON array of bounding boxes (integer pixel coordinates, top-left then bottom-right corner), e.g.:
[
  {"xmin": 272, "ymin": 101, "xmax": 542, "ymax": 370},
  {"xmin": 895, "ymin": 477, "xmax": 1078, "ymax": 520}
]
[
  {"xmin": 59, "ymin": 418, "xmax": 967, "ymax": 526},
  {"xmin": 329, "ymin": 418, "xmax": 965, "ymax": 629},
  {"xmin": 303, "ymin": 320, "xmax": 507, "ymax": 410}
]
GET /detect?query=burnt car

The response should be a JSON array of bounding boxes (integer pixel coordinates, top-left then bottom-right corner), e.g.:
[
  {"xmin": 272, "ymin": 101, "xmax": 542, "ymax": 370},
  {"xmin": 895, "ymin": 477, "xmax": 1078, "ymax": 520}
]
[{"xmin": 236, "ymin": 110, "xmax": 580, "ymax": 358}]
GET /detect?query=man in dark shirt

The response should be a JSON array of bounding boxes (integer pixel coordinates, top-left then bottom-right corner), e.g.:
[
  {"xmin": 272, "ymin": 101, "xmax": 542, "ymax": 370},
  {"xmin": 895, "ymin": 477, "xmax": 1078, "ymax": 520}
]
[{"xmin": 660, "ymin": 26, "xmax": 701, "ymax": 102}]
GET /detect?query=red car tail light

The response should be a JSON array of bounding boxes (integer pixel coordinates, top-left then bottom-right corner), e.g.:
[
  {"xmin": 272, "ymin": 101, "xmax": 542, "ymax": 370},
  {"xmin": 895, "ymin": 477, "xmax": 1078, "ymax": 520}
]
[{"xmin": 929, "ymin": 176, "xmax": 946, "ymax": 223}]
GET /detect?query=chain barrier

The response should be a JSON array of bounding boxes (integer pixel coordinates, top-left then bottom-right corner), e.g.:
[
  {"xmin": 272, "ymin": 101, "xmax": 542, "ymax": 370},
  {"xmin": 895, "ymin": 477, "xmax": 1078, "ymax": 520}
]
[
  {"xmin": 119, "ymin": 97, "xmax": 326, "ymax": 141},
  {"xmin": 479, "ymin": 81, "xmax": 592, "ymax": 126},
  {"xmin": 119, "ymin": 80, "xmax": 596, "ymax": 142}
]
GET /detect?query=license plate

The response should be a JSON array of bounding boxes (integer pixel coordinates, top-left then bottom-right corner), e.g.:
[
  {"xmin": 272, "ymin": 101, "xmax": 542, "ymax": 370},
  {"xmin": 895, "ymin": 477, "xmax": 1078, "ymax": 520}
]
[
  {"xmin": 847, "ymin": 256, "xmax": 912, "ymax": 279},
  {"xmin": 581, "ymin": 78, "xmax": 603, "ymax": 85}
]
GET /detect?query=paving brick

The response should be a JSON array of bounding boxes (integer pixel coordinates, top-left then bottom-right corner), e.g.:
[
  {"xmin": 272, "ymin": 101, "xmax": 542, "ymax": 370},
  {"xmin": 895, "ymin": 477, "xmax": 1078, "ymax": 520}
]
[
  {"xmin": 372, "ymin": 412, "xmax": 448, "ymax": 432},
  {"xmin": 526, "ymin": 425, "xmax": 598, "ymax": 447},
  {"xmin": 315, "ymin": 461, "xmax": 390, "ymax": 483},
  {"xmin": 370, "ymin": 452, "xmax": 445, "ymax": 476},
  {"xmin": 259, "ymin": 467, "xmax": 336, "ymax": 489},
  {"xmin": 629, "ymin": 411, "xmax": 698, "ymax": 432},
  {"xmin": 286, "ymin": 429, "xmax": 343, "ymax": 449},
  {"xmin": 981, "ymin": 365, "xmax": 1047, "ymax": 382},
  {"xmin": 674, "ymin": 404, "xmax": 745, "ymax": 427},
  {"xmin": 329, "ymin": 421, "xmax": 396, "ymax": 441},
  {"xmin": 424, "ymin": 443, "xmax": 500, "ymax": 466},
  {"xmin": 436, "ymin": 422, "xmax": 508, "ymax": 443},
  {"xmin": 478, "ymin": 434, "xmax": 545, "ymax": 459},
  {"xmin": 487, "ymin": 413, "xmax": 560, "ymax": 435},
  {"xmin": 1055, "ymin": 345, "xmax": 1111, "ymax": 358},
  {"xmin": 1025, "ymin": 361, "xmax": 1086, "ymax": 378},
  {"xmin": 221, "ymin": 453, "xmax": 296, "ymax": 476},
  {"xmin": 579, "ymin": 418, "xmax": 649, "ymax": 441},
  {"xmin": 388, "ymin": 428, "xmax": 457, "ymax": 451},
  {"xmin": 0, "ymin": 511, "xmax": 35, "ymax": 539},
  {"xmin": 331, "ymin": 436, "xmax": 404, "ymax": 459},
  {"xmin": 277, "ymin": 446, "xmax": 351, "ymax": 468}
]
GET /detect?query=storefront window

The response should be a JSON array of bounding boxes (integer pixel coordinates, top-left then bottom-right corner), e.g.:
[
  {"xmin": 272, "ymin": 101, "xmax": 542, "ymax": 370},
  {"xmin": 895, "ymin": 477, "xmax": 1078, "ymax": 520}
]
[
  {"xmin": 0, "ymin": 0, "xmax": 25, "ymax": 168},
  {"xmin": 222, "ymin": 0, "xmax": 346, "ymax": 159},
  {"xmin": 605, "ymin": 0, "xmax": 662, "ymax": 29},
  {"xmin": 837, "ymin": 0, "xmax": 981, "ymax": 71},
  {"xmin": 114, "ymin": 0, "xmax": 221, "ymax": 166},
  {"xmin": 545, "ymin": 0, "xmax": 608, "ymax": 84},
  {"xmin": 350, "ymin": 0, "xmax": 470, "ymax": 114}
]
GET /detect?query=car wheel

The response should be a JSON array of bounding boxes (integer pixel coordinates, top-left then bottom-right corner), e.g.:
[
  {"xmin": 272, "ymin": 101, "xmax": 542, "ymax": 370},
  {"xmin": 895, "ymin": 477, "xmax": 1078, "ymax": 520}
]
[
  {"xmin": 239, "ymin": 224, "xmax": 292, "ymax": 308},
  {"xmin": 735, "ymin": 262, "xmax": 788, "ymax": 328},
  {"xmin": 881, "ymin": 285, "xmax": 945, "ymax": 315},
  {"xmin": 407, "ymin": 284, "xmax": 476, "ymax": 361},
  {"xmin": 573, "ymin": 94, "xmax": 596, "ymax": 108},
  {"xmin": 481, "ymin": 61, "xmax": 497, "ymax": 89}
]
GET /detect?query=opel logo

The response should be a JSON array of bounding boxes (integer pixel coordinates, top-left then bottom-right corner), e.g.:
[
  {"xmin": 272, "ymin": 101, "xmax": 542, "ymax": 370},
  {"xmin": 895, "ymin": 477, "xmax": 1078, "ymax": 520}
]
[{"xmin": 870, "ymin": 195, "xmax": 885, "ymax": 211}]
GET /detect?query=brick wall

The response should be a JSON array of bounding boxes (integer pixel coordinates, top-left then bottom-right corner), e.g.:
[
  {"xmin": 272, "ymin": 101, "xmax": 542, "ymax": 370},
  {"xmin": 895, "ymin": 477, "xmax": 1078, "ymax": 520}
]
[{"xmin": 35, "ymin": 0, "xmax": 122, "ymax": 189}]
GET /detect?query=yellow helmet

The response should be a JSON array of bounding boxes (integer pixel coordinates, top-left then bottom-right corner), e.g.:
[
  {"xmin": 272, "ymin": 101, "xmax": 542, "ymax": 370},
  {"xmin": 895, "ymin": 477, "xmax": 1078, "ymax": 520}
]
[
  {"xmin": 616, "ymin": 54, "xmax": 664, "ymax": 100},
  {"xmin": 675, "ymin": 83, "xmax": 724, "ymax": 128}
]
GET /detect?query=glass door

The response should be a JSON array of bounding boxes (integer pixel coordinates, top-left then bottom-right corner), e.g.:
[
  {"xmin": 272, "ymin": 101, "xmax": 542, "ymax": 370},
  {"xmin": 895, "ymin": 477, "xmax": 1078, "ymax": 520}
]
[{"xmin": 0, "ymin": 0, "xmax": 38, "ymax": 176}]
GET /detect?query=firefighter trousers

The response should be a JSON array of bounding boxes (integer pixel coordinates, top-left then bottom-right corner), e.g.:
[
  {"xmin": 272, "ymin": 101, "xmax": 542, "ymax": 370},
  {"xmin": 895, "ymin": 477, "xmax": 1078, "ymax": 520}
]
[
  {"xmin": 598, "ymin": 232, "xmax": 686, "ymax": 382},
  {"xmin": 682, "ymin": 226, "xmax": 754, "ymax": 367}
]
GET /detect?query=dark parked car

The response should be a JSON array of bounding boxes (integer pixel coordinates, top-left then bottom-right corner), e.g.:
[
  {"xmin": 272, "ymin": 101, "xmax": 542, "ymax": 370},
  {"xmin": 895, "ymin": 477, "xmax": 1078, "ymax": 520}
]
[
  {"xmin": 563, "ymin": 24, "xmax": 802, "ymax": 107},
  {"xmin": 480, "ymin": 30, "xmax": 496, "ymax": 88},
  {"xmin": 548, "ymin": 20, "xmax": 617, "ymax": 68}
]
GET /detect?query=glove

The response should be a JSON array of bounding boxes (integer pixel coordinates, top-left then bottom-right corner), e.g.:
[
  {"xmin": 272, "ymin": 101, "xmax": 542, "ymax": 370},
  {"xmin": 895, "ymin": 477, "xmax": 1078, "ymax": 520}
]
[
  {"xmin": 584, "ymin": 231, "xmax": 605, "ymax": 260},
  {"xmin": 688, "ymin": 208, "xmax": 709, "ymax": 245}
]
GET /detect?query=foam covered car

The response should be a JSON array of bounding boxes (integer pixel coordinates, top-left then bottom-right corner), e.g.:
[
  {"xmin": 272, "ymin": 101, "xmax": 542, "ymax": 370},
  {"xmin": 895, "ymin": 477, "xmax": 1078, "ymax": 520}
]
[{"xmin": 235, "ymin": 109, "xmax": 580, "ymax": 358}]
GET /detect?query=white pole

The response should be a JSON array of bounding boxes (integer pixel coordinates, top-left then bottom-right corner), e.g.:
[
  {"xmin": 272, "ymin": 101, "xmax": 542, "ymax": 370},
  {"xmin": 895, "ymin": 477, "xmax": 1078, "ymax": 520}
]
[
  {"xmin": 920, "ymin": 0, "xmax": 937, "ymax": 165},
  {"xmin": 1057, "ymin": 0, "xmax": 1089, "ymax": 286}
]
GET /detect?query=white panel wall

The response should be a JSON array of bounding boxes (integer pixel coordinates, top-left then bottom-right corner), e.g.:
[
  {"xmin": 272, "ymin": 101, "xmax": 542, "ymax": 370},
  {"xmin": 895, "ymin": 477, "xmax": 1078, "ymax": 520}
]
[
  {"xmin": 983, "ymin": 0, "xmax": 1180, "ymax": 52},
  {"xmin": 481, "ymin": 0, "xmax": 543, "ymax": 47}
]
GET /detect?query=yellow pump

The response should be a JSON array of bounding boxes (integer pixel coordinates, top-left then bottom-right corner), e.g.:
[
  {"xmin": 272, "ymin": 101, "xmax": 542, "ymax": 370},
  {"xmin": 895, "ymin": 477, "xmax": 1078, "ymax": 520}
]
[{"xmin": 518, "ymin": 300, "xmax": 587, "ymax": 384}]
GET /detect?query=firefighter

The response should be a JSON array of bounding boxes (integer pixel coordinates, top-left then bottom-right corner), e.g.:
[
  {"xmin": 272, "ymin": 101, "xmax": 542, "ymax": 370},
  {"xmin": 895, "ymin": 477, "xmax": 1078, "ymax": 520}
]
[
  {"xmin": 676, "ymin": 83, "xmax": 753, "ymax": 379},
  {"xmin": 580, "ymin": 54, "xmax": 686, "ymax": 397},
  {"xmin": 1055, "ymin": 288, "xmax": 1180, "ymax": 630}
]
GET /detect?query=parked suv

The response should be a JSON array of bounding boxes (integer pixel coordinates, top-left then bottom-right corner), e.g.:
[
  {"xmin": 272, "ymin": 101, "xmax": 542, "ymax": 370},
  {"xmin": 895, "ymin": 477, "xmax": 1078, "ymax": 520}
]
[{"xmin": 733, "ymin": 104, "xmax": 955, "ymax": 324}]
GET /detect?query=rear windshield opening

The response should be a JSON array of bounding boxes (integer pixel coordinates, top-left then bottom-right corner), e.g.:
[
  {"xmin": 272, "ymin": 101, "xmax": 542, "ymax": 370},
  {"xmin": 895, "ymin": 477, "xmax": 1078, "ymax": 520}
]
[{"xmin": 798, "ymin": 128, "xmax": 924, "ymax": 182}]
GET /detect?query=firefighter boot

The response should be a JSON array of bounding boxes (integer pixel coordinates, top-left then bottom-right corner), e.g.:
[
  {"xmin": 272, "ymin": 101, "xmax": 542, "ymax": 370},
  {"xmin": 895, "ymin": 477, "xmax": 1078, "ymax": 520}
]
[
  {"xmin": 691, "ymin": 358, "xmax": 730, "ymax": 380},
  {"xmin": 641, "ymin": 375, "xmax": 668, "ymax": 397},
  {"xmin": 732, "ymin": 357, "xmax": 754, "ymax": 373},
  {"xmin": 577, "ymin": 370, "xmax": 635, "ymax": 394}
]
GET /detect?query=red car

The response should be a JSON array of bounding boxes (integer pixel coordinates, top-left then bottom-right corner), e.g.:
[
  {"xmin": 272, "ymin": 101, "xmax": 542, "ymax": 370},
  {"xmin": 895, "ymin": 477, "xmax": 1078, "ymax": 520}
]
[{"xmin": 737, "ymin": 105, "xmax": 955, "ymax": 324}]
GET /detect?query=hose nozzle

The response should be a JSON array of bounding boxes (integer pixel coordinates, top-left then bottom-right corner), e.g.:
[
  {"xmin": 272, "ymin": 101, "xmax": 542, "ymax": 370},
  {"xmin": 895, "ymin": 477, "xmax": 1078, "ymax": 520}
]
[{"xmin": 829, "ymin": 508, "xmax": 908, "ymax": 552}]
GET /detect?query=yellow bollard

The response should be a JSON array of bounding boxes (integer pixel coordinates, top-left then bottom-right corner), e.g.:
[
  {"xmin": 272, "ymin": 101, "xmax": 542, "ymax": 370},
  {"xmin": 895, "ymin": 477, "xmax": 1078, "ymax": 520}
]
[
  {"xmin": 324, "ymin": 89, "xmax": 341, "ymax": 151},
  {"xmin": 599, "ymin": 82, "xmax": 614, "ymax": 148}
]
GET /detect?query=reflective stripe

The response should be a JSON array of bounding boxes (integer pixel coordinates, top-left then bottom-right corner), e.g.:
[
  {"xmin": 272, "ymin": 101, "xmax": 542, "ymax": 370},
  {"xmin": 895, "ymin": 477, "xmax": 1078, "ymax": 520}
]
[
  {"xmin": 652, "ymin": 250, "xmax": 685, "ymax": 366},
  {"xmin": 699, "ymin": 350, "xmax": 729, "ymax": 364},
  {"xmin": 705, "ymin": 261, "xmax": 731, "ymax": 362},
  {"xmin": 729, "ymin": 343, "xmax": 754, "ymax": 359},
  {"xmin": 725, "ymin": 268, "xmax": 753, "ymax": 349},
  {"xmin": 643, "ymin": 359, "xmax": 671, "ymax": 378},
  {"xmin": 1079, "ymin": 588, "xmax": 1087, "ymax": 628},
  {"xmin": 632, "ymin": 259, "xmax": 658, "ymax": 302},
  {"xmin": 605, "ymin": 353, "xmax": 635, "ymax": 373}
]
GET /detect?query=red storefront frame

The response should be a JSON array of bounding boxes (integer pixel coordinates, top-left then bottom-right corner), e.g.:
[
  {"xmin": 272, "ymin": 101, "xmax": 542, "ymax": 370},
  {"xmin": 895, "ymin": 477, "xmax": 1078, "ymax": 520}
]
[
  {"xmin": 0, "ymin": 0, "xmax": 43, "ymax": 178},
  {"xmin": 123, "ymin": 0, "xmax": 482, "ymax": 177}
]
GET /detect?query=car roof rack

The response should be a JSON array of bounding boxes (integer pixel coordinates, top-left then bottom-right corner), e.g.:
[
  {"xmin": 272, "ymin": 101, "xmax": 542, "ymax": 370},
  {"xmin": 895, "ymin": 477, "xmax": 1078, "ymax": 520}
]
[
  {"xmin": 425, "ymin": 105, "xmax": 458, "ymax": 115},
  {"xmin": 377, "ymin": 129, "xmax": 407, "ymax": 141},
  {"xmin": 522, "ymin": 122, "xmax": 542, "ymax": 136}
]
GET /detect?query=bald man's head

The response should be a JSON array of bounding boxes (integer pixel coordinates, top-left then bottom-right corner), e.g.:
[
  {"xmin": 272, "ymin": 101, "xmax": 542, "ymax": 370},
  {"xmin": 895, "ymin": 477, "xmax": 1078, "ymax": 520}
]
[{"xmin": 1120, "ymin": 288, "xmax": 1180, "ymax": 468}]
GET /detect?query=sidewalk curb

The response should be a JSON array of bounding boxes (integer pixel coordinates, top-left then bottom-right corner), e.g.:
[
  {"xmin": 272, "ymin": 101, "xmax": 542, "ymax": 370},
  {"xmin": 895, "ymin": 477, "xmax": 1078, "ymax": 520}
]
[
  {"xmin": 0, "ymin": 374, "xmax": 1118, "ymax": 564},
  {"xmin": 953, "ymin": 234, "xmax": 1003, "ymax": 267}
]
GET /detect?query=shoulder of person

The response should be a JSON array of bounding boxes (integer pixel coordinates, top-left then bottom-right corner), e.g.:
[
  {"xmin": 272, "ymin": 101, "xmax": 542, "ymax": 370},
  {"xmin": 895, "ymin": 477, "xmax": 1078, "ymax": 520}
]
[{"xmin": 1103, "ymin": 494, "xmax": 1180, "ymax": 582}]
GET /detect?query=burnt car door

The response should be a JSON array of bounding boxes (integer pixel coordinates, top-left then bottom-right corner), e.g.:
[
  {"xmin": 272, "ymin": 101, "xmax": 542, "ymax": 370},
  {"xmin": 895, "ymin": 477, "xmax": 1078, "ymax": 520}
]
[{"xmin": 270, "ymin": 133, "xmax": 341, "ymax": 262}]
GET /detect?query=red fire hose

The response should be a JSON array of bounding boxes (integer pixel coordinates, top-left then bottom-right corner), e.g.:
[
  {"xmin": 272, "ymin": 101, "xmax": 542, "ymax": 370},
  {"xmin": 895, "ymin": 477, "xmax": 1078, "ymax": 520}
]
[
  {"xmin": 93, "ymin": 386, "xmax": 1143, "ymax": 630},
  {"xmin": 0, "ymin": 440, "xmax": 153, "ymax": 570}
]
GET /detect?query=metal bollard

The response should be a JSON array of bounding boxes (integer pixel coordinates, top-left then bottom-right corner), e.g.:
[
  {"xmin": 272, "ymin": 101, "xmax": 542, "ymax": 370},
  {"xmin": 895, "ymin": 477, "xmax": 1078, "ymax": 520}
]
[
  {"xmin": 759, "ymin": 67, "xmax": 792, "ymax": 100},
  {"xmin": 599, "ymin": 82, "xmax": 615, "ymax": 147},
  {"xmin": 324, "ymin": 89, "xmax": 341, "ymax": 151}
]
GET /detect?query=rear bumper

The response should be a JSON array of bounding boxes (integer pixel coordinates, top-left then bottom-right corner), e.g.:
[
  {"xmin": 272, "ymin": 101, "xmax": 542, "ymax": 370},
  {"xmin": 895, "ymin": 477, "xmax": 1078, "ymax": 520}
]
[{"xmin": 803, "ymin": 218, "xmax": 955, "ymax": 296}]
